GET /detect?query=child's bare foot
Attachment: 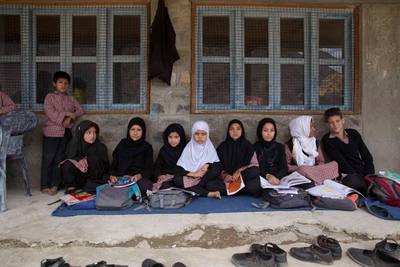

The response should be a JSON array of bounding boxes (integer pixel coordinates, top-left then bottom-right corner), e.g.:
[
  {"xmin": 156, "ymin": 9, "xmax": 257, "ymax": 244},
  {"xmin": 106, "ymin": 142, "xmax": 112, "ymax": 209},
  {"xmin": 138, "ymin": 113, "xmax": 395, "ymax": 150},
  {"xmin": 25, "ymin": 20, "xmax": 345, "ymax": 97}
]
[
  {"xmin": 49, "ymin": 186, "xmax": 58, "ymax": 196},
  {"xmin": 207, "ymin": 191, "xmax": 222, "ymax": 199},
  {"xmin": 41, "ymin": 188, "xmax": 51, "ymax": 195}
]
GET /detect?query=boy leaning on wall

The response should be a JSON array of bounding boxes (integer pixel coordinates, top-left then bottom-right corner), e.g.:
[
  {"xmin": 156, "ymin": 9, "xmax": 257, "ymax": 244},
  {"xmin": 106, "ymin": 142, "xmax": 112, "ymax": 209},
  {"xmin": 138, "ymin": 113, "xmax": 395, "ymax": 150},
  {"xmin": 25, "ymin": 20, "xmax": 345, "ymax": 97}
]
[
  {"xmin": 40, "ymin": 71, "xmax": 84, "ymax": 196},
  {"xmin": 322, "ymin": 108, "xmax": 375, "ymax": 196}
]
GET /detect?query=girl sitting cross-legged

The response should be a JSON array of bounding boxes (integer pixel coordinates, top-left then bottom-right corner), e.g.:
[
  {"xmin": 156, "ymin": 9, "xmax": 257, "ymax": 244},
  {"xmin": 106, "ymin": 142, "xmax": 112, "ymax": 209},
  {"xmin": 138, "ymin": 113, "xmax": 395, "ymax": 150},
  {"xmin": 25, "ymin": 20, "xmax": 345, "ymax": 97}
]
[
  {"xmin": 217, "ymin": 119, "xmax": 261, "ymax": 197},
  {"xmin": 108, "ymin": 117, "xmax": 154, "ymax": 195},
  {"xmin": 173, "ymin": 120, "xmax": 223, "ymax": 199},
  {"xmin": 152, "ymin": 123, "xmax": 187, "ymax": 191}
]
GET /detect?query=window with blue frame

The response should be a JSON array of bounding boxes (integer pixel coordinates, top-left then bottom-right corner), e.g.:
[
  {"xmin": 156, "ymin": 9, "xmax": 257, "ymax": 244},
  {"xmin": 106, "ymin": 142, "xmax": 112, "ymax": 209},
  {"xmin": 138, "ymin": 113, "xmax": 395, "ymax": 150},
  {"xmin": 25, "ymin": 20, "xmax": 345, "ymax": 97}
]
[
  {"xmin": 0, "ymin": 5, "xmax": 148, "ymax": 112},
  {"xmin": 192, "ymin": 5, "xmax": 356, "ymax": 112}
]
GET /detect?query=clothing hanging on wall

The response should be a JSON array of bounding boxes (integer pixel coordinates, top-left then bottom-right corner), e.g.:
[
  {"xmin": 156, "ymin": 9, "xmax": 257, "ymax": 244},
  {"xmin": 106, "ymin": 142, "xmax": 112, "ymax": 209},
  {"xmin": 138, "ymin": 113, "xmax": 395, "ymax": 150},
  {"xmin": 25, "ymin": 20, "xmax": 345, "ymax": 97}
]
[{"xmin": 148, "ymin": 0, "xmax": 180, "ymax": 86}]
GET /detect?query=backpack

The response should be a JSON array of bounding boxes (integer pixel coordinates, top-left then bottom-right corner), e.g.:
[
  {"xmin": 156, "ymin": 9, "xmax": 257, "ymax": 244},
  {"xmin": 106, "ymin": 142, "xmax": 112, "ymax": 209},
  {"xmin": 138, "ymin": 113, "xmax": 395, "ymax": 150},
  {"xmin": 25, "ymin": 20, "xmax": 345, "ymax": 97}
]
[
  {"xmin": 312, "ymin": 195, "xmax": 358, "ymax": 211},
  {"xmin": 95, "ymin": 184, "xmax": 142, "ymax": 210},
  {"xmin": 366, "ymin": 175, "xmax": 400, "ymax": 207},
  {"xmin": 256, "ymin": 189, "xmax": 311, "ymax": 209},
  {"xmin": 145, "ymin": 188, "xmax": 195, "ymax": 209}
]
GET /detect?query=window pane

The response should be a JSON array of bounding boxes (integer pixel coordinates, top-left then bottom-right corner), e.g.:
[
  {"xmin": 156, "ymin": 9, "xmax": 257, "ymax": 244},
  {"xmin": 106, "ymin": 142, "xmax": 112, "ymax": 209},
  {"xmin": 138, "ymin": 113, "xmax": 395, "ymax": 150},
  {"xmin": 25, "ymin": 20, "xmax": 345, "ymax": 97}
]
[
  {"xmin": 73, "ymin": 16, "xmax": 96, "ymax": 56},
  {"xmin": 281, "ymin": 18, "xmax": 304, "ymax": 58},
  {"xmin": 73, "ymin": 63, "xmax": 96, "ymax": 104},
  {"xmin": 0, "ymin": 63, "xmax": 21, "ymax": 104},
  {"xmin": 113, "ymin": 63, "xmax": 140, "ymax": 104},
  {"xmin": 203, "ymin": 63, "xmax": 229, "ymax": 104},
  {"xmin": 281, "ymin": 64, "xmax": 304, "ymax": 105},
  {"xmin": 245, "ymin": 64, "xmax": 268, "ymax": 105},
  {"xmin": 319, "ymin": 66, "xmax": 344, "ymax": 105},
  {"xmin": 245, "ymin": 18, "xmax": 268, "ymax": 58},
  {"xmin": 203, "ymin": 16, "xmax": 229, "ymax": 57},
  {"xmin": 0, "ymin": 15, "xmax": 20, "ymax": 56},
  {"xmin": 37, "ymin": 63, "xmax": 60, "ymax": 104},
  {"xmin": 319, "ymin": 19, "xmax": 344, "ymax": 59},
  {"xmin": 114, "ymin": 16, "xmax": 140, "ymax": 55},
  {"xmin": 37, "ymin": 15, "xmax": 60, "ymax": 56}
]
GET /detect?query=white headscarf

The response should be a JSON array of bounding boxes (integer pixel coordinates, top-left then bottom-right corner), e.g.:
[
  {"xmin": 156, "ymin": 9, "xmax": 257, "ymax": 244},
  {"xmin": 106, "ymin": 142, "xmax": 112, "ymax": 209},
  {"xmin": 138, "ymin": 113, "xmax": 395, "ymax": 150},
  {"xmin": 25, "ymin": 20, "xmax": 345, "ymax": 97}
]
[
  {"xmin": 177, "ymin": 120, "xmax": 220, "ymax": 172},
  {"xmin": 289, "ymin": 116, "xmax": 319, "ymax": 166}
]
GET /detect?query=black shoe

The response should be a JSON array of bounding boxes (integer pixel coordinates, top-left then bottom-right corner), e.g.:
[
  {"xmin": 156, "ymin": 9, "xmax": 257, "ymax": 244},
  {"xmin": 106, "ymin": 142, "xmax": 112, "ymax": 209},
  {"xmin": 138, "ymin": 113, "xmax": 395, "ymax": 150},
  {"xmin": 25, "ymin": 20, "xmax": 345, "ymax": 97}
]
[
  {"xmin": 347, "ymin": 247, "xmax": 400, "ymax": 267},
  {"xmin": 41, "ymin": 257, "xmax": 70, "ymax": 267},
  {"xmin": 317, "ymin": 235, "xmax": 342, "ymax": 260},
  {"xmin": 375, "ymin": 238, "xmax": 400, "ymax": 260},
  {"xmin": 231, "ymin": 245, "xmax": 276, "ymax": 267},
  {"xmin": 250, "ymin": 243, "xmax": 288, "ymax": 267},
  {"xmin": 290, "ymin": 244, "xmax": 334, "ymax": 265},
  {"xmin": 172, "ymin": 263, "xmax": 186, "ymax": 267},
  {"xmin": 141, "ymin": 259, "xmax": 165, "ymax": 267},
  {"xmin": 64, "ymin": 188, "xmax": 76, "ymax": 195}
]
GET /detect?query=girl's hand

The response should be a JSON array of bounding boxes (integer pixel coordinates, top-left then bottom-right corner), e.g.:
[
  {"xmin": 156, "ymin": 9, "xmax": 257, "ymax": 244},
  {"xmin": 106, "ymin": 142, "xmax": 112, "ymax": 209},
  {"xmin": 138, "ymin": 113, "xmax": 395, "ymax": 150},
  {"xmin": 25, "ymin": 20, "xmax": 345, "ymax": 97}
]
[
  {"xmin": 109, "ymin": 175, "xmax": 118, "ymax": 184},
  {"xmin": 224, "ymin": 174, "xmax": 234, "ymax": 183},
  {"xmin": 266, "ymin": 174, "xmax": 280, "ymax": 185},
  {"xmin": 232, "ymin": 170, "xmax": 241, "ymax": 181}
]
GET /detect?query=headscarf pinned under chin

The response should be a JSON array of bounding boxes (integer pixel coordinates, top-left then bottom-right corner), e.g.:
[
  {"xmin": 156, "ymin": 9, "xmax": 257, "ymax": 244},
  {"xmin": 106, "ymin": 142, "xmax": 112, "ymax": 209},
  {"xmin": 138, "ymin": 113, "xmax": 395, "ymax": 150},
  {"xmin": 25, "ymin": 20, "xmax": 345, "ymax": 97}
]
[
  {"xmin": 160, "ymin": 123, "xmax": 187, "ymax": 168},
  {"xmin": 253, "ymin": 118, "xmax": 278, "ymax": 173},
  {"xmin": 217, "ymin": 119, "xmax": 254, "ymax": 174},
  {"xmin": 177, "ymin": 120, "xmax": 219, "ymax": 172},
  {"xmin": 65, "ymin": 120, "xmax": 101, "ymax": 160},
  {"xmin": 289, "ymin": 115, "xmax": 318, "ymax": 166}
]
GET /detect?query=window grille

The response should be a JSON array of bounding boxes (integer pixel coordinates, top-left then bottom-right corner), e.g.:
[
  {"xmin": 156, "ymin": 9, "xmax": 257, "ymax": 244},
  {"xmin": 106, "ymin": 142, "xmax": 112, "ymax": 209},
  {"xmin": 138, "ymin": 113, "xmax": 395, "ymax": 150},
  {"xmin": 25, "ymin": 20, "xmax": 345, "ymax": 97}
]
[{"xmin": 193, "ymin": 5, "xmax": 355, "ymax": 112}]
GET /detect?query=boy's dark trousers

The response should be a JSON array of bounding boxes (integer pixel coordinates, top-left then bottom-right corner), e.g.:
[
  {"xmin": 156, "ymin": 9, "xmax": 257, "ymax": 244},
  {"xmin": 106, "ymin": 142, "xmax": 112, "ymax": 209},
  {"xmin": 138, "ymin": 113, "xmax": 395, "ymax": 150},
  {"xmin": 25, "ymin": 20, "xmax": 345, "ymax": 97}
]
[{"xmin": 40, "ymin": 129, "xmax": 72, "ymax": 190}]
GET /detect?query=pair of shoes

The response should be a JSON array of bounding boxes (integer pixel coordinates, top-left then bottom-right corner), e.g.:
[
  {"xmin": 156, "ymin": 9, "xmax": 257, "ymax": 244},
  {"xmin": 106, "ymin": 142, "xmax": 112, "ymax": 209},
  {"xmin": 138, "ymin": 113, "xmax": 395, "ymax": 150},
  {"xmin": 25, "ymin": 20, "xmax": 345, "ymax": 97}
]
[
  {"xmin": 250, "ymin": 243, "xmax": 288, "ymax": 267},
  {"xmin": 231, "ymin": 244, "xmax": 276, "ymax": 267},
  {"xmin": 290, "ymin": 244, "xmax": 334, "ymax": 265},
  {"xmin": 317, "ymin": 235, "xmax": 342, "ymax": 260},
  {"xmin": 142, "ymin": 259, "xmax": 165, "ymax": 267},
  {"xmin": 347, "ymin": 239, "xmax": 400, "ymax": 267}
]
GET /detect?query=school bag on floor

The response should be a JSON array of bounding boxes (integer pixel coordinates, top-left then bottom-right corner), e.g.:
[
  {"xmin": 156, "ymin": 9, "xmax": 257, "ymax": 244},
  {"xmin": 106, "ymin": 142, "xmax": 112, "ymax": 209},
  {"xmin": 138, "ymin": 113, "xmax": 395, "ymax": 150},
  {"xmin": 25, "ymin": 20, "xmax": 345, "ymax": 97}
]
[
  {"xmin": 146, "ymin": 187, "xmax": 195, "ymax": 209},
  {"xmin": 95, "ymin": 184, "xmax": 142, "ymax": 210},
  {"xmin": 254, "ymin": 189, "xmax": 311, "ymax": 209},
  {"xmin": 366, "ymin": 175, "xmax": 400, "ymax": 207}
]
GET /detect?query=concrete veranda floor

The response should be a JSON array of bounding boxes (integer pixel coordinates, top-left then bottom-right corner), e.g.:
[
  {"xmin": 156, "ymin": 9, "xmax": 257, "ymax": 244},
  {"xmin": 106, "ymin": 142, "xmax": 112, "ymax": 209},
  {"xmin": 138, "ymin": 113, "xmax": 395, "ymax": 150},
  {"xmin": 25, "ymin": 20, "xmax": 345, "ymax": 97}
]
[{"xmin": 0, "ymin": 189, "xmax": 399, "ymax": 267}]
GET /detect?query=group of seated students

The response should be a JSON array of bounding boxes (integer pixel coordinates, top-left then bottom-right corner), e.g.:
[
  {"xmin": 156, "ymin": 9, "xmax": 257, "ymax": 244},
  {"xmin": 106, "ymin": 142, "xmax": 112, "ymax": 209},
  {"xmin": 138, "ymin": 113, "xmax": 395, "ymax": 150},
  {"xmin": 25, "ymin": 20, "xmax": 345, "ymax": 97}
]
[
  {"xmin": 57, "ymin": 110, "xmax": 373, "ymax": 202},
  {"xmin": 1, "ymin": 71, "xmax": 374, "ymax": 201}
]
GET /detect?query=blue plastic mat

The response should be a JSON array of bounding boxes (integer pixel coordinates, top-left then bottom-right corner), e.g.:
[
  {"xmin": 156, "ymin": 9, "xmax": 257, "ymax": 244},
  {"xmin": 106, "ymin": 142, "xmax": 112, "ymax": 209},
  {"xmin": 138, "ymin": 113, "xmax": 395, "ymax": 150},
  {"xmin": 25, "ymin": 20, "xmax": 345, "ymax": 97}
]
[{"xmin": 51, "ymin": 195, "xmax": 319, "ymax": 217}]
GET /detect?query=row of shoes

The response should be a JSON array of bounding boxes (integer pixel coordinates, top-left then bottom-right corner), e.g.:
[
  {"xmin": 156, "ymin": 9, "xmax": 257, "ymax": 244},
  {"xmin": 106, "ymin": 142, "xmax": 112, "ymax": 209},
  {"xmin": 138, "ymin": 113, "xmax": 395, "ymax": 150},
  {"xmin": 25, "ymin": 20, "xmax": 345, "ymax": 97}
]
[
  {"xmin": 41, "ymin": 258, "xmax": 128, "ymax": 267},
  {"xmin": 41, "ymin": 258, "xmax": 187, "ymax": 267},
  {"xmin": 231, "ymin": 235, "xmax": 341, "ymax": 266},
  {"xmin": 348, "ymin": 238, "xmax": 400, "ymax": 267},
  {"xmin": 142, "ymin": 258, "xmax": 186, "ymax": 267}
]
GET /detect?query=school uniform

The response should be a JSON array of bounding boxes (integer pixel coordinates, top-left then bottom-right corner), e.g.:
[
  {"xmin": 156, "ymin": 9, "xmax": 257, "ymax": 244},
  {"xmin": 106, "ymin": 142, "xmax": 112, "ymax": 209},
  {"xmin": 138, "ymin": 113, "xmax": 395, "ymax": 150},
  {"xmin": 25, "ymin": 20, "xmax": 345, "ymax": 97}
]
[
  {"xmin": 322, "ymin": 128, "xmax": 374, "ymax": 195},
  {"xmin": 217, "ymin": 119, "xmax": 261, "ymax": 197},
  {"xmin": 173, "ymin": 121, "xmax": 223, "ymax": 197},
  {"xmin": 40, "ymin": 91, "xmax": 84, "ymax": 190},
  {"xmin": 152, "ymin": 123, "xmax": 187, "ymax": 191},
  {"xmin": 61, "ymin": 120, "xmax": 110, "ymax": 193},
  {"xmin": 110, "ymin": 117, "xmax": 154, "ymax": 195}
]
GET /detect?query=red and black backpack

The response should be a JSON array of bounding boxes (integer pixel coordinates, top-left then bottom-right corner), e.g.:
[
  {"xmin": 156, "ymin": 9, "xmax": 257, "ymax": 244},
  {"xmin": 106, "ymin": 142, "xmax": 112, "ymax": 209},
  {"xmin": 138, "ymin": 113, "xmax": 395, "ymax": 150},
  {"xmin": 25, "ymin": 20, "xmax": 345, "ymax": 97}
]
[{"xmin": 366, "ymin": 175, "xmax": 400, "ymax": 207}]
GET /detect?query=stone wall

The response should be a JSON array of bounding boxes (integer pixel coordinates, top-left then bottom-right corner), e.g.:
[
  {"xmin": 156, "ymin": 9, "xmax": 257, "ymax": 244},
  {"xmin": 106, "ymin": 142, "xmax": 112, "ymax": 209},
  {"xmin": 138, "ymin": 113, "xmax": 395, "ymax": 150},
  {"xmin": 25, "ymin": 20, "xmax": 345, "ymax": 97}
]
[{"xmin": 5, "ymin": 0, "xmax": 400, "ymax": 189}]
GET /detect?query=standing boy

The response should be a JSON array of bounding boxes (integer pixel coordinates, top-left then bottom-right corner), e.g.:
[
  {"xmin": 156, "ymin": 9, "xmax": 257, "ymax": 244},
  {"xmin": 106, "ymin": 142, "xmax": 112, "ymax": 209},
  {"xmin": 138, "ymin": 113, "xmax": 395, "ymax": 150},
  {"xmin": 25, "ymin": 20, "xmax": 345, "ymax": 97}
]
[
  {"xmin": 322, "ymin": 108, "xmax": 374, "ymax": 195},
  {"xmin": 41, "ymin": 71, "xmax": 84, "ymax": 196}
]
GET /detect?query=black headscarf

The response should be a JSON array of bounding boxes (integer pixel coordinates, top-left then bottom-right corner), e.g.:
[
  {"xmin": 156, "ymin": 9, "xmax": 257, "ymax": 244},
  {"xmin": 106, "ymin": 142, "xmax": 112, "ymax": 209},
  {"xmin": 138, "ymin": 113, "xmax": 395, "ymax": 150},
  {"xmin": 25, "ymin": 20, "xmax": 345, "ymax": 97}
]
[
  {"xmin": 253, "ymin": 118, "xmax": 278, "ymax": 173},
  {"xmin": 217, "ymin": 119, "xmax": 254, "ymax": 174},
  {"xmin": 160, "ymin": 123, "xmax": 187, "ymax": 168},
  {"xmin": 113, "ymin": 117, "xmax": 151, "ymax": 175},
  {"xmin": 65, "ymin": 120, "xmax": 105, "ymax": 161}
]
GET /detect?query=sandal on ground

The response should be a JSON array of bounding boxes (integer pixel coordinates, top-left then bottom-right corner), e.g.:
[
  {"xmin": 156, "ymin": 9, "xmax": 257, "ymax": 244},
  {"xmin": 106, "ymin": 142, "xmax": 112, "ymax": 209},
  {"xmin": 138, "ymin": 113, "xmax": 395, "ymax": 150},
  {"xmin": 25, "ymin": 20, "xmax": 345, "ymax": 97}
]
[
  {"xmin": 317, "ymin": 235, "xmax": 342, "ymax": 260},
  {"xmin": 250, "ymin": 243, "xmax": 288, "ymax": 267},
  {"xmin": 290, "ymin": 244, "xmax": 334, "ymax": 265},
  {"xmin": 41, "ymin": 257, "xmax": 70, "ymax": 267},
  {"xmin": 86, "ymin": 260, "xmax": 128, "ymax": 267}
]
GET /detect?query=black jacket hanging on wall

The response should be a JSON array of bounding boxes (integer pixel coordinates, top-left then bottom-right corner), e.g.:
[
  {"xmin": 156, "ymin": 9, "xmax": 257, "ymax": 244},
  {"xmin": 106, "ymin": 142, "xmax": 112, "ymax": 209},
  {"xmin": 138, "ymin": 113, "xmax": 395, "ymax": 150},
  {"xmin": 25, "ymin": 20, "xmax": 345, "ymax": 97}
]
[{"xmin": 148, "ymin": 0, "xmax": 180, "ymax": 86}]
